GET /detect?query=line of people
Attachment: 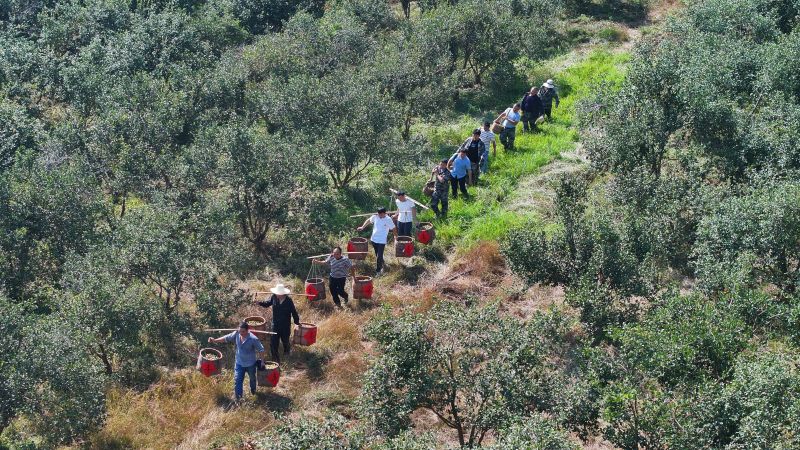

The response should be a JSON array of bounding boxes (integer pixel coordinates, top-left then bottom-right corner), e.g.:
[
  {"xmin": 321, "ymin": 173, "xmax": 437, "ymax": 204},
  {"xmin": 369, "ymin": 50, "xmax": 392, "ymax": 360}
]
[
  {"xmin": 429, "ymin": 79, "xmax": 559, "ymax": 219},
  {"xmin": 207, "ymin": 81, "xmax": 560, "ymax": 402}
]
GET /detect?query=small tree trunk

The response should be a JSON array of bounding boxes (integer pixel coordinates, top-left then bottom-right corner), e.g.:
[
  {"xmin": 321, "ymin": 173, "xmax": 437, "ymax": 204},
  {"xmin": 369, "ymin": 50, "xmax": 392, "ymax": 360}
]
[{"xmin": 97, "ymin": 343, "xmax": 114, "ymax": 375}]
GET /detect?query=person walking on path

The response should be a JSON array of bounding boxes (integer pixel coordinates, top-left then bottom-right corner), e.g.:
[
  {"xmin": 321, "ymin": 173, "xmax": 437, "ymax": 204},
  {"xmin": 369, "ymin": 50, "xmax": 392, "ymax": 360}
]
[
  {"xmin": 479, "ymin": 121, "xmax": 497, "ymax": 174},
  {"xmin": 357, "ymin": 207, "xmax": 397, "ymax": 275},
  {"xmin": 393, "ymin": 191, "xmax": 417, "ymax": 237},
  {"xmin": 457, "ymin": 129, "xmax": 486, "ymax": 185},
  {"xmin": 312, "ymin": 246, "xmax": 355, "ymax": 307},
  {"xmin": 538, "ymin": 79, "xmax": 559, "ymax": 120},
  {"xmin": 447, "ymin": 148, "xmax": 472, "ymax": 199},
  {"xmin": 497, "ymin": 103, "xmax": 521, "ymax": 151},
  {"xmin": 521, "ymin": 87, "xmax": 543, "ymax": 133},
  {"xmin": 208, "ymin": 321, "xmax": 265, "ymax": 401},
  {"xmin": 429, "ymin": 158, "xmax": 452, "ymax": 219},
  {"xmin": 256, "ymin": 283, "xmax": 300, "ymax": 364}
]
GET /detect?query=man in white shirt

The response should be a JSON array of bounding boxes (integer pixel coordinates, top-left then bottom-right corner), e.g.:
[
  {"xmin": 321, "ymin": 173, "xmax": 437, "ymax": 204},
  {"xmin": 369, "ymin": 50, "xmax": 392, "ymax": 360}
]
[
  {"xmin": 393, "ymin": 191, "xmax": 417, "ymax": 237},
  {"xmin": 357, "ymin": 207, "xmax": 398, "ymax": 275},
  {"xmin": 479, "ymin": 121, "xmax": 497, "ymax": 174},
  {"xmin": 497, "ymin": 103, "xmax": 521, "ymax": 151}
]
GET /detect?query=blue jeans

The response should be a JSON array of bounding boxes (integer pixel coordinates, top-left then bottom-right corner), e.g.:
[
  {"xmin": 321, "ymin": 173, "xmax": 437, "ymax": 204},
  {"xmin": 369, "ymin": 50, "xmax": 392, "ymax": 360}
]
[
  {"xmin": 480, "ymin": 156, "xmax": 488, "ymax": 174},
  {"xmin": 234, "ymin": 363, "xmax": 257, "ymax": 399}
]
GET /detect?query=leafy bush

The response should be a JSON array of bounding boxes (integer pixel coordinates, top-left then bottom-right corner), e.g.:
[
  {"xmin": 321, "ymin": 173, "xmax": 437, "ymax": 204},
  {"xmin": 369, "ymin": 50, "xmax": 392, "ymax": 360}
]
[{"xmin": 361, "ymin": 302, "xmax": 586, "ymax": 446}]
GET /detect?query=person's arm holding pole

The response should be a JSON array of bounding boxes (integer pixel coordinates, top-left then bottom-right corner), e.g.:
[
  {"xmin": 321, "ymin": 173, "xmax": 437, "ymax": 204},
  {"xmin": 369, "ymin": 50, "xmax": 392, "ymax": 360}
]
[{"xmin": 357, "ymin": 217, "xmax": 372, "ymax": 232}]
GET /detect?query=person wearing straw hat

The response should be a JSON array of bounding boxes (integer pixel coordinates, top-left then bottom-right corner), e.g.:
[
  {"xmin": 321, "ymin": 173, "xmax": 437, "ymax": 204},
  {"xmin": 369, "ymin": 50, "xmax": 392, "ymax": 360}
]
[
  {"xmin": 256, "ymin": 283, "xmax": 300, "ymax": 364},
  {"xmin": 538, "ymin": 79, "xmax": 559, "ymax": 120},
  {"xmin": 393, "ymin": 191, "xmax": 417, "ymax": 237},
  {"xmin": 207, "ymin": 321, "xmax": 264, "ymax": 401},
  {"xmin": 357, "ymin": 207, "xmax": 397, "ymax": 276},
  {"xmin": 312, "ymin": 246, "xmax": 355, "ymax": 307}
]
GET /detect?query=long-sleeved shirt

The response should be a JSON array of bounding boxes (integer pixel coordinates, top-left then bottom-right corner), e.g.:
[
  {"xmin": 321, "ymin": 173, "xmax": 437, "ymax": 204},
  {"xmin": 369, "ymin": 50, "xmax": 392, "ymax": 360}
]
[
  {"xmin": 224, "ymin": 331, "xmax": 264, "ymax": 367},
  {"xmin": 538, "ymin": 87, "xmax": 559, "ymax": 108},
  {"xmin": 432, "ymin": 166, "xmax": 452, "ymax": 195},
  {"xmin": 258, "ymin": 295, "xmax": 300, "ymax": 331},
  {"xmin": 521, "ymin": 93, "xmax": 543, "ymax": 116}
]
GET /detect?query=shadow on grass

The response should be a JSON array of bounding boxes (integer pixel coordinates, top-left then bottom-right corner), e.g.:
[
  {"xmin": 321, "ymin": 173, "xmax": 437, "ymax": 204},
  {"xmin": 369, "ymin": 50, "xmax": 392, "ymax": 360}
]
[
  {"xmin": 255, "ymin": 391, "xmax": 293, "ymax": 412},
  {"xmin": 287, "ymin": 348, "xmax": 330, "ymax": 381}
]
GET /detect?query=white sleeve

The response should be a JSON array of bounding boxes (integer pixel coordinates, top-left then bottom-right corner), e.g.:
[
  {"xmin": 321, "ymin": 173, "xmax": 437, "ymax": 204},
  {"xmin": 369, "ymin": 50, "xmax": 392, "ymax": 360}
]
[{"xmin": 369, "ymin": 215, "xmax": 376, "ymax": 224}]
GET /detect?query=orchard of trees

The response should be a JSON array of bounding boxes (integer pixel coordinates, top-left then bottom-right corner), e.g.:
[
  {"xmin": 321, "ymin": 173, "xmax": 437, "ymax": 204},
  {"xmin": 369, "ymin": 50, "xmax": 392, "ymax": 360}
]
[
  {"xmin": 2, "ymin": 0, "xmax": 800, "ymax": 448},
  {"xmin": 0, "ymin": 0, "xmax": 560, "ymax": 447}
]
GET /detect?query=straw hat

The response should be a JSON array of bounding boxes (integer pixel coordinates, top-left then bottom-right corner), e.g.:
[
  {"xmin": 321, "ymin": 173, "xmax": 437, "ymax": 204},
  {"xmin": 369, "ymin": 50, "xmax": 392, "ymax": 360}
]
[
  {"xmin": 543, "ymin": 79, "xmax": 555, "ymax": 89},
  {"xmin": 270, "ymin": 283, "xmax": 291, "ymax": 295}
]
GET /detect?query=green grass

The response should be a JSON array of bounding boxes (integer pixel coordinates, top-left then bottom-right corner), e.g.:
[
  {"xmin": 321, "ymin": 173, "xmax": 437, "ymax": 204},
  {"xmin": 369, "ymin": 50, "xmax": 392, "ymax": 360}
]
[{"xmin": 414, "ymin": 49, "xmax": 629, "ymax": 249}]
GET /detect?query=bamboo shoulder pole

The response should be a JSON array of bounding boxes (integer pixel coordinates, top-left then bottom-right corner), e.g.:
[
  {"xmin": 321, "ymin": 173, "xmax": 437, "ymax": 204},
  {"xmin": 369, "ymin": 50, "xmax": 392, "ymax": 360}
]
[
  {"xmin": 306, "ymin": 252, "xmax": 367, "ymax": 259},
  {"xmin": 252, "ymin": 291, "xmax": 315, "ymax": 298},
  {"xmin": 350, "ymin": 211, "xmax": 398, "ymax": 218},
  {"xmin": 204, "ymin": 329, "xmax": 277, "ymax": 335},
  {"xmin": 390, "ymin": 188, "xmax": 430, "ymax": 210}
]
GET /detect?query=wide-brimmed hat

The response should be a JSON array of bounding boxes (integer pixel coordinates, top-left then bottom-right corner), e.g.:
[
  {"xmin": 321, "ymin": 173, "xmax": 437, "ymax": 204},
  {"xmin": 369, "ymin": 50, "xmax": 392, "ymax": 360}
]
[
  {"xmin": 270, "ymin": 283, "xmax": 291, "ymax": 295},
  {"xmin": 543, "ymin": 79, "xmax": 555, "ymax": 88}
]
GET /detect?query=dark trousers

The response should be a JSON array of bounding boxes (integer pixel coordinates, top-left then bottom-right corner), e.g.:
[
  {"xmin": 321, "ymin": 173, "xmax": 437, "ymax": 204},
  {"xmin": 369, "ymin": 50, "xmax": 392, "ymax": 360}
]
[
  {"xmin": 522, "ymin": 111, "xmax": 539, "ymax": 132},
  {"xmin": 543, "ymin": 106, "xmax": 552, "ymax": 119},
  {"xmin": 450, "ymin": 175, "xmax": 468, "ymax": 198},
  {"xmin": 329, "ymin": 276, "xmax": 348, "ymax": 306},
  {"xmin": 372, "ymin": 241, "xmax": 386, "ymax": 272},
  {"xmin": 431, "ymin": 192, "xmax": 449, "ymax": 217},
  {"xmin": 398, "ymin": 221, "xmax": 413, "ymax": 237},
  {"xmin": 270, "ymin": 327, "xmax": 291, "ymax": 363},
  {"xmin": 500, "ymin": 127, "xmax": 516, "ymax": 150}
]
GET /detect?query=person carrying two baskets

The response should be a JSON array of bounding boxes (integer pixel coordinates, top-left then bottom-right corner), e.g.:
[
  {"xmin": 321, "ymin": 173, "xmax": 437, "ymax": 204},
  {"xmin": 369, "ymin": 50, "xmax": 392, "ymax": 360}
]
[
  {"xmin": 207, "ymin": 321, "xmax": 265, "ymax": 401},
  {"xmin": 312, "ymin": 246, "xmax": 355, "ymax": 307},
  {"xmin": 256, "ymin": 283, "xmax": 301, "ymax": 364}
]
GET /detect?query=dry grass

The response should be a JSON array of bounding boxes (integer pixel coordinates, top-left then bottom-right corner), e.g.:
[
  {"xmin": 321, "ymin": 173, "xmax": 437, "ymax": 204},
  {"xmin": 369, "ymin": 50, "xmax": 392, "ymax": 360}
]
[{"xmin": 91, "ymin": 370, "xmax": 274, "ymax": 450}]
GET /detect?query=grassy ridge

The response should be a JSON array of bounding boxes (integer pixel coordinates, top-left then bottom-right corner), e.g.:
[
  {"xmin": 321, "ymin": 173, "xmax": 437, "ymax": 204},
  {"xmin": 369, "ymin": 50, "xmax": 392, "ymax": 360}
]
[{"xmin": 420, "ymin": 49, "xmax": 629, "ymax": 248}]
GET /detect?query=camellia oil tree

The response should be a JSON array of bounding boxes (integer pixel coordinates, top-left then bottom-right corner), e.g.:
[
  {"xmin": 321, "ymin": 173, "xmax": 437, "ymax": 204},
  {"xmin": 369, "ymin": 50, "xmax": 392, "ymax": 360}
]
[{"xmin": 361, "ymin": 302, "xmax": 583, "ymax": 447}]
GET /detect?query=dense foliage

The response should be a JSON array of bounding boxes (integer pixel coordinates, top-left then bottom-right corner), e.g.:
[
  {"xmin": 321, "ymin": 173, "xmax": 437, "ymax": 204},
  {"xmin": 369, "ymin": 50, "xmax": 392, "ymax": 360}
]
[{"xmin": 501, "ymin": 0, "xmax": 800, "ymax": 447}]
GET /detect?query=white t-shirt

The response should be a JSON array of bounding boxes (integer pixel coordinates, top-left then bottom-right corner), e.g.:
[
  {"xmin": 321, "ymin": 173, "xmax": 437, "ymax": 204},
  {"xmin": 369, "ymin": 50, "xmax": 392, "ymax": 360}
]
[
  {"xmin": 369, "ymin": 215, "xmax": 396, "ymax": 244},
  {"xmin": 395, "ymin": 199, "xmax": 416, "ymax": 223}
]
